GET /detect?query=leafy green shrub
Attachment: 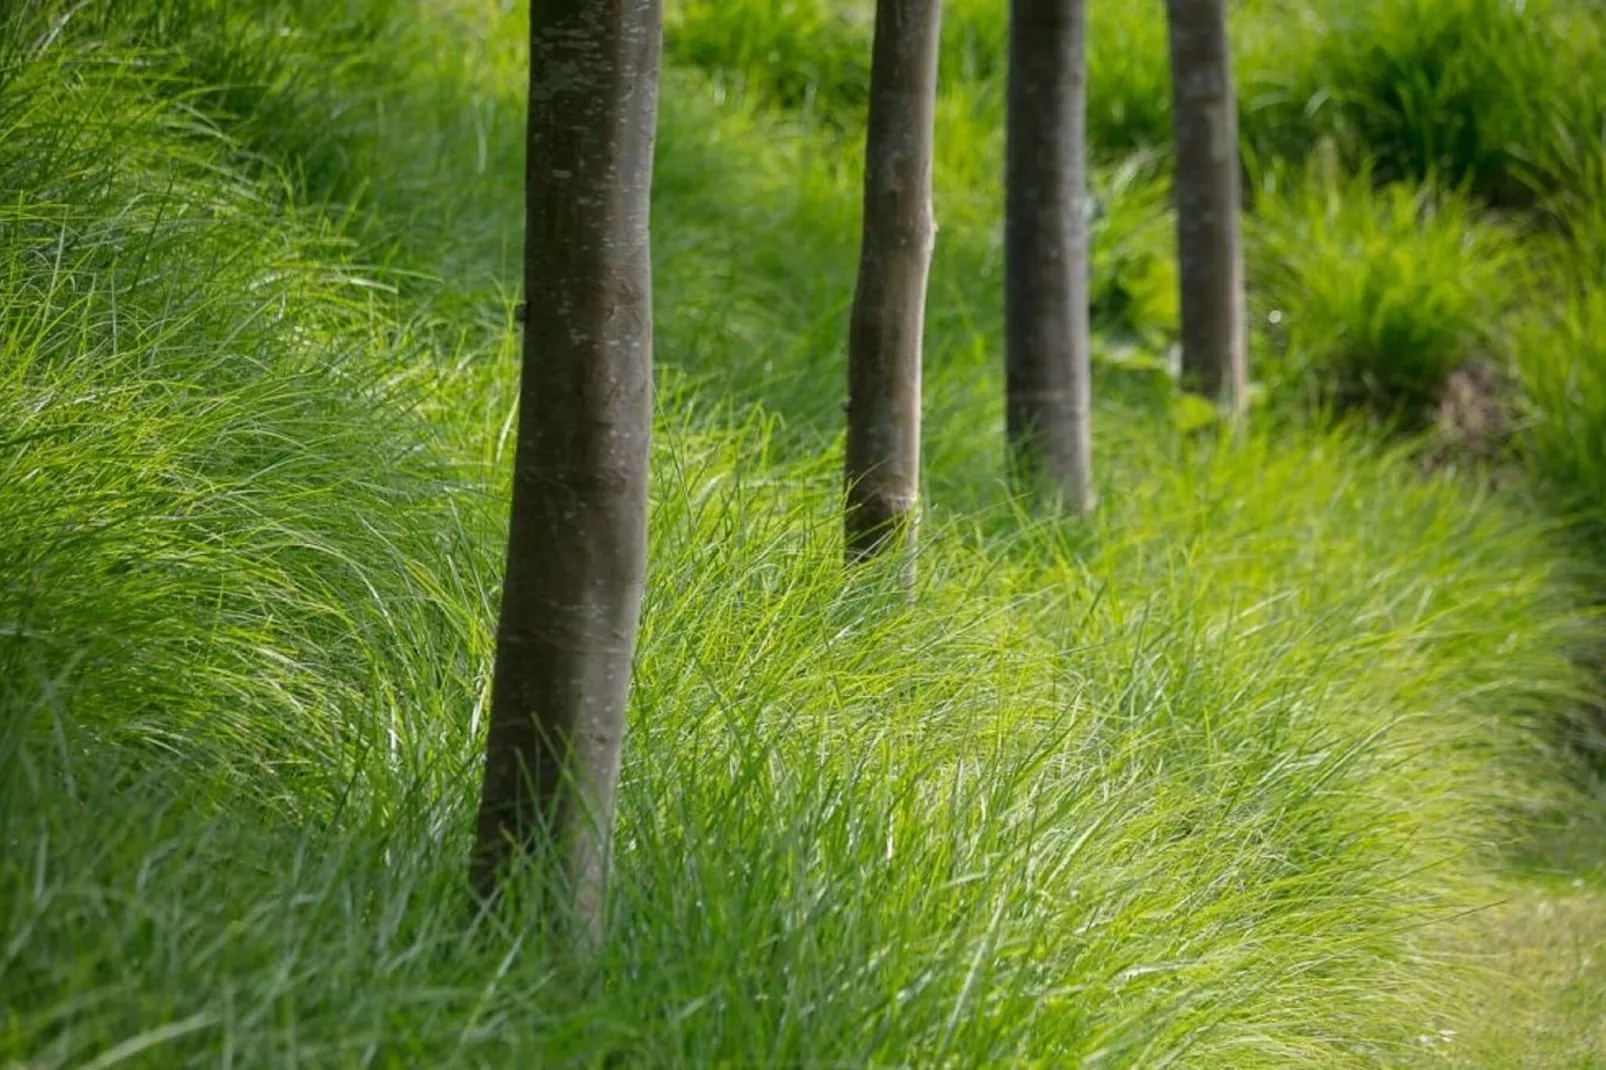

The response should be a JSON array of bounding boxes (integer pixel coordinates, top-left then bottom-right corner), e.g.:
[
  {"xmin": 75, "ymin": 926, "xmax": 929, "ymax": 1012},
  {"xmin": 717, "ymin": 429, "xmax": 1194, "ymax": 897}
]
[
  {"xmin": 1250, "ymin": 167, "xmax": 1518, "ymax": 417},
  {"xmin": 663, "ymin": 0, "xmax": 1606, "ymax": 211},
  {"xmin": 666, "ymin": 0, "xmax": 871, "ymax": 120},
  {"xmin": 942, "ymin": 0, "xmax": 1174, "ymax": 153},
  {"xmin": 1082, "ymin": 0, "xmax": 1177, "ymax": 154},
  {"xmin": 1089, "ymin": 158, "xmax": 1178, "ymax": 343},
  {"xmin": 937, "ymin": 0, "xmax": 1006, "ymax": 84},
  {"xmin": 665, "ymin": 0, "xmax": 1178, "ymax": 152},
  {"xmin": 1263, "ymin": 0, "xmax": 1606, "ymax": 206},
  {"xmin": 1513, "ymin": 290, "xmax": 1606, "ymax": 525}
]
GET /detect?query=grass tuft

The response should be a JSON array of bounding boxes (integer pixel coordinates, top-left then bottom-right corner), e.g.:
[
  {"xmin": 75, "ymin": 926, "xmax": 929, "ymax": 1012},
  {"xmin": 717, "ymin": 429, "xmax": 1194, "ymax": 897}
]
[{"xmin": 1250, "ymin": 165, "xmax": 1520, "ymax": 418}]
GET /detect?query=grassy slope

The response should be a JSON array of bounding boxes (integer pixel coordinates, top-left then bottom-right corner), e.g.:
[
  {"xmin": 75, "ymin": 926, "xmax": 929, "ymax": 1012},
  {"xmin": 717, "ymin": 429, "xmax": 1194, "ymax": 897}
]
[{"xmin": 3, "ymin": 0, "xmax": 1606, "ymax": 1066}]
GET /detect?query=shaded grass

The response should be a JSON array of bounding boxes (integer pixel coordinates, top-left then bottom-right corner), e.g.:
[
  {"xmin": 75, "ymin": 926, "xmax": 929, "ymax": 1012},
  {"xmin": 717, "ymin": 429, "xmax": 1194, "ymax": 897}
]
[
  {"xmin": 1249, "ymin": 164, "xmax": 1521, "ymax": 418},
  {"xmin": 666, "ymin": 0, "xmax": 1606, "ymax": 208},
  {"xmin": 657, "ymin": 0, "xmax": 1606, "ymax": 453},
  {"xmin": 1508, "ymin": 289, "xmax": 1606, "ymax": 533},
  {"xmin": 0, "ymin": 43, "xmax": 491, "ymax": 814}
]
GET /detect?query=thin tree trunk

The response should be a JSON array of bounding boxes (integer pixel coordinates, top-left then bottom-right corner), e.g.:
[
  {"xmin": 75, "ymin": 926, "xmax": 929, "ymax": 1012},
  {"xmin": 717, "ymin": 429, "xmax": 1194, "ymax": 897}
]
[
  {"xmin": 844, "ymin": 0, "xmax": 942, "ymax": 575},
  {"xmin": 472, "ymin": 0, "xmax": 661, "ymax": 946},
  {"xmin": 1005, "ymin": 0, "xmax": 1093, "ymax": 513},
  {"xmin": 1166, "ymin": 0, "xmax": 1247, "ymax": 415}
]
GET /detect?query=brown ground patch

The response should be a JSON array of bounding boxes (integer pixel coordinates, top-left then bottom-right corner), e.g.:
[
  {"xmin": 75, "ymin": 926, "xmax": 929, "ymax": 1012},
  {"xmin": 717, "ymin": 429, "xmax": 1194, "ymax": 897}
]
[{"xmin": 1416, "ymin": 359, "xmax": 1525, "ymax": 488}]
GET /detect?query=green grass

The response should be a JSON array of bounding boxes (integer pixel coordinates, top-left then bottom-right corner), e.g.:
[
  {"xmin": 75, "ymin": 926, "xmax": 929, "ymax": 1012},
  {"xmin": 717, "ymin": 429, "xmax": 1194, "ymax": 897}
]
[
  {"xmin": 6, "ymin": 0, "xmax": 1606, "ymax": 1065},
  {"xmin": 666, "ymin": 0, "xmax": 1606, "ymax": 206},
  {"xmin": 1249, "ymin": 164, "xmax": 1520, "ymax": 417}
]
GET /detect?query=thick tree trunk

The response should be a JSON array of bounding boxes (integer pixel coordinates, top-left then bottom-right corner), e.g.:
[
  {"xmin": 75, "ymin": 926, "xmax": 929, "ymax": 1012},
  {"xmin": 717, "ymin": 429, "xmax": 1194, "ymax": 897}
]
[
  {"xmin": 472, "ymin": 0, "xmax": 661, "ymax": 945},
  {"xmin": 1166, "ymin": 0, "xmax": 1247, "ymax": 415},
  {"xmin": 1005, "ymin": 0, "xmax": 1093, "ymax": 513},
  {"xmin": 844, "ymin": 0, "xmax": 942, "ymax": 574}
]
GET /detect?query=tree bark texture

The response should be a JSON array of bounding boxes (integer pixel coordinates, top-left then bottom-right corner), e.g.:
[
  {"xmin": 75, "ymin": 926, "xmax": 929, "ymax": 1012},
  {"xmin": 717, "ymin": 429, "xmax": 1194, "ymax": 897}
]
[
  {"xmin": 844, "ymin": 0, "xmax": 942, "ymax": 573},
  {"xmin": 473, "ymin": 0, "xmax": 661, "ymax": 944},
  {"xmin": 1166, "ymin": 0, "xmax": 1247, "ymax": 414},
  {"xmin": 1005, "ymin": 0, "xmax": 1093, "ymax": 513}
]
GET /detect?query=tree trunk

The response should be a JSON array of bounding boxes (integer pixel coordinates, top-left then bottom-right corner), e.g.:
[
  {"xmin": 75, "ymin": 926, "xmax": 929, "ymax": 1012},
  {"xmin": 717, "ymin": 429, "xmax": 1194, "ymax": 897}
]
[
  {"xmin": 844, "ymin": 0, "xmax": 942, "ymax": 575},
  {"xmin": 1005, "ymin": 0, "xmax": 1093, "ymax": 513},
  {"xmin": 472, "ymin": 0, "xmax": 661, "ymax": 946},
  {"xmin": 1166, "ymin": 0, "xmax": 1247, "ymax": 415}
]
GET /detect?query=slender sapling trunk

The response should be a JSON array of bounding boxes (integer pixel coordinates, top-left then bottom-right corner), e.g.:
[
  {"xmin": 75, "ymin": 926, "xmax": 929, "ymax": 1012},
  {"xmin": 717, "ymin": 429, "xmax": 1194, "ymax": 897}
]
[
  {"xmin": 844, "ymin": 0, "xmax": 942, "ymax": 575},
  {"xmin": 1166, "ymin": 0, "xmax": 1248, "ymax": 415},
  {"xmin": 1005, "ymin": 0, "xmax": 1093, "ymax": 513},
  {"xmin": 472, "ymin": 0, "xmax": 662, "ymax": 947}
]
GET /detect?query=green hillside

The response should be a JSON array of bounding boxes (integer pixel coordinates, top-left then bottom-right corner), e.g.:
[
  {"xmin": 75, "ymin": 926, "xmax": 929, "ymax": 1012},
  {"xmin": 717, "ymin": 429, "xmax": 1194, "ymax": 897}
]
[{"xmin": 3, "ymin": 0, "xmax": 1605, "ymax": 1064}]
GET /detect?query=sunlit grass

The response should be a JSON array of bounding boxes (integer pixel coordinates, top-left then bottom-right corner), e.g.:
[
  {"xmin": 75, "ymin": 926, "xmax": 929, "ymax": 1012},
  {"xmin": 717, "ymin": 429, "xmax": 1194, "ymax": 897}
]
[{"xmin": 4, "ymin": 0, "xmax": 1606, "ymax": 1066}]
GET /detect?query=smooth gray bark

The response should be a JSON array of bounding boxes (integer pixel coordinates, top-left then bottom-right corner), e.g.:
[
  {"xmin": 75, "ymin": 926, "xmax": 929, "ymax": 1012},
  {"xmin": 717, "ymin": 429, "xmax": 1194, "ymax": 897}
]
[
  {"xmin": 1166, "ymin": 0, "xmax": 1247, "ymax": 414},
  {"xmin": 473, "ymin": 0, "xmax": 661, "ymax": 945},
  {"xmin": 1005, "ymin": 0, "xmax": 1093, "ymax": 513},
  {"xmin": 844, "ymin": 0, "xmax": 942, "ymax": 575}
]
